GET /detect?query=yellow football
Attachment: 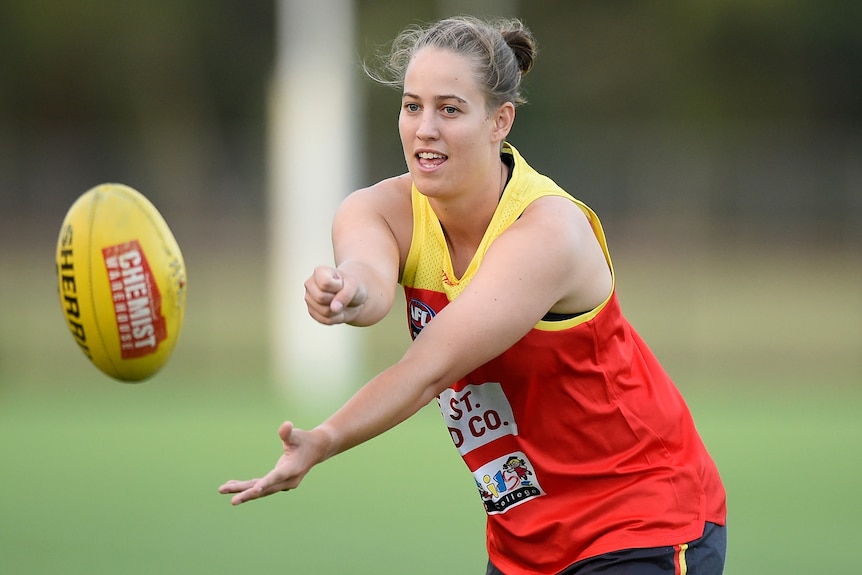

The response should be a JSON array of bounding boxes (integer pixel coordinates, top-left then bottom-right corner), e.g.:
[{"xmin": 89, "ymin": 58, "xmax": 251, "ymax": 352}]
[{"xmin": 56, "ymin": 183, "xmax": 187, "ymax": 382}]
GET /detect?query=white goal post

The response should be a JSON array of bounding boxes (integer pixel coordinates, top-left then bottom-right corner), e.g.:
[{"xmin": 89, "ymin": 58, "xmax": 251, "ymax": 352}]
[{"xmin": 268, "ymin": 0, "xmax": 360, "ymax": 401}]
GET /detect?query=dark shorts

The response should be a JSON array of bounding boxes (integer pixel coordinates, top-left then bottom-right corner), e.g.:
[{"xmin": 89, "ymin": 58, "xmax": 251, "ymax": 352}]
[{"xmin": 486, "ymin": 521, "xmax": 727, "ymax": 575}]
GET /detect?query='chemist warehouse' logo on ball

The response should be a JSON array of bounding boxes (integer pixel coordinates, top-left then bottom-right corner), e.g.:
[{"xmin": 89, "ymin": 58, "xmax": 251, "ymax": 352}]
[
  {"xmin": 103, "ymin": 240, "xmax": 167, "ymax": 358},
  {"xmin": 475, "ymin": 452, "xmax": 544, "ymax": 515},
  {"xmin": 408, "ymin": 299, "xmax": 436, "ymax": 339}
]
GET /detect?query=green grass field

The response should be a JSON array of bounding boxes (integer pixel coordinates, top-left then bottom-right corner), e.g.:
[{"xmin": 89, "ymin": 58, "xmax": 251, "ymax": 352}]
[{"xmin": 2, "ymin": 239, "xmax": 860, "ymax": 574}]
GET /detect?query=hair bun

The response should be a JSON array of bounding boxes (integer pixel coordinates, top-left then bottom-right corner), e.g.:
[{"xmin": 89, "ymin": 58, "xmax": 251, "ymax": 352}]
[
  {"xmin": 499, "ymin": 19, "xmax": 538, "ymax": 75},
  {"xmin": 501, "ymin": 26, "xmax": 537, "ymax": 76}
]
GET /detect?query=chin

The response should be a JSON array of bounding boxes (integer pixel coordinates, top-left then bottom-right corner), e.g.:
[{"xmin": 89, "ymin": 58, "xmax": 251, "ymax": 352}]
[{"xmin": 411, "ymin": 176, "xmax": 442, "ymax": 198}]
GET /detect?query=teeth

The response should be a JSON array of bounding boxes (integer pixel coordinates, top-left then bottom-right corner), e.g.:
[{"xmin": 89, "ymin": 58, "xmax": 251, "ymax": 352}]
[{"xmin": 418, "ymin": 152, "xmax": 446, "ymax": 159}]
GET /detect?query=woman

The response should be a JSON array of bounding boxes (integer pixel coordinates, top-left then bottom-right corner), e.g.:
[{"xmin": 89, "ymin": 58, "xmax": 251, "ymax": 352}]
[{"xmin": 220, "ymin": 16, "xmax": 727, "ymax": 575}]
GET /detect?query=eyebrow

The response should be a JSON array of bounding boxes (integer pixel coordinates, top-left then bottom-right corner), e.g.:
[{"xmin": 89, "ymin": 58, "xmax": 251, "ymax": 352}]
[{"xmin": 402, "ymin": 91, "xmax": 468, "ymax": 104}]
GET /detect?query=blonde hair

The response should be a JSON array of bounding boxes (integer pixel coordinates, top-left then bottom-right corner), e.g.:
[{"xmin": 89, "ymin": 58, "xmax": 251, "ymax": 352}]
[{"xmin": 365, "ymin": 16, "xmax": 538, "ymax": 110}]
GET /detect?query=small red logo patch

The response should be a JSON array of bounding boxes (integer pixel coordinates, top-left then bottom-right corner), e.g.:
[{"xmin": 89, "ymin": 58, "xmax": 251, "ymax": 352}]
[{"xmin": 102, "ymin": 240, "xmax": 167, "ymax": 358}]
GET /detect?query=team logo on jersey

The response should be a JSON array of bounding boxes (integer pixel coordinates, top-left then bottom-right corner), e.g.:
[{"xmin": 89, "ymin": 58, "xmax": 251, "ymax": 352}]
[
  {"xmin": 474, "ymin": 452, "xmax": 544, "ymax": 514},
  {"xmin": 408, "ymin": 298, "xmax": 436, "ymax": 338}
]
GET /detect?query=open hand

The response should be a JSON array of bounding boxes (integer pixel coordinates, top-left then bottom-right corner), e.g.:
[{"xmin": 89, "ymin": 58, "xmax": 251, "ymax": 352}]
[{"xmin": 218, "ymin": 421, "xmax": 327, "ymax": 506}]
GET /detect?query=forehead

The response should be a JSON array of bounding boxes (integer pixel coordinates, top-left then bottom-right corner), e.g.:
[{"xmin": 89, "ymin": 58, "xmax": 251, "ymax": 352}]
[{"xmin": 403, "ymin": 47, "xmax": 482, "ymax": 99}]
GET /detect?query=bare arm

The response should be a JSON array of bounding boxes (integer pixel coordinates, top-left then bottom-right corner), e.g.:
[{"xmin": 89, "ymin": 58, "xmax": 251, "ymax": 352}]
[
  {"xmin": 316, "ymin": 197, "xmax": 611, "ymax": 455},
  {"xmin": 220, "ymin": 196, "xmax": 611, "ymax": 504},
  {"xmin": 304, "ymin": 179, "xmax": 411, "ymax": 327}
]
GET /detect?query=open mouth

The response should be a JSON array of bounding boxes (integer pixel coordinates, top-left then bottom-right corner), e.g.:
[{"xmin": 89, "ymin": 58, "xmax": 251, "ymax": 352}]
[{"xmin": 417, "ymin": 151, "xmax": 447, "ymax": 169}]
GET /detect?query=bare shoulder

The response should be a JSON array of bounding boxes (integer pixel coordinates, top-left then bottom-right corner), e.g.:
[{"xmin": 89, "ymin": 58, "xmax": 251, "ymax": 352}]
[
  {"xmin": 514, "ymin": 194, "xmax": 612, "ymax": 314},
  {"xmin": 518, "ymin": 194, "xmax": 593, "ymax": 238},
  {"xmin": 505, "ymin": 195, "xmax": 598, "ymax": 276},
  {"xmin": 341, "ymin": 174, "xmax": 412, "ymax": 216},
  {"xmin": 336, "ymin": 173, "xmax": 415, "ymax": 262}
]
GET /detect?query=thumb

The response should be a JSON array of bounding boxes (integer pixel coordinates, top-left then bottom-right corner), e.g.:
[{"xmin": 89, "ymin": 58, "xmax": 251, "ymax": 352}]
[
  {"xmin": 322, "ymin": 268, "xmax": 344, "ymax": 293},
  {"xmin": 328, "ymin": 271, "xmax": 353, "ymax": 313},
  {"xmin": 331, "ymin": 275, "xmax": 367, "ymax": 315},
  {"xmin": 278, "ymin": 421, "xmax": 295, "ymax": 447}
]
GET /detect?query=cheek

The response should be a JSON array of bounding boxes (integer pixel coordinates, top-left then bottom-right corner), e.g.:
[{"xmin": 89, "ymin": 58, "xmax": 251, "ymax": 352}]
[
  {"xmin": 453, "ymin": 128, "xmax": 486, "ymax": 156},
  {"xmin": 397, "ymin": 114, "xmax": 411, "ymax": 143}
]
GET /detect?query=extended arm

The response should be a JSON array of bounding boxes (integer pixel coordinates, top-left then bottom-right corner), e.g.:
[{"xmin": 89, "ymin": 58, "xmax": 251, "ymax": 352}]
[{"xmin": 219, "ymin": 196, "xmax": 610, "ymax": 505}]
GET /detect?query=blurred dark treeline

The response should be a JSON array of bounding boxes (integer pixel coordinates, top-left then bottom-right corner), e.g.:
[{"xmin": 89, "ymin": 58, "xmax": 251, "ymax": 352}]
[{"xmin": 1, "ymin": 0, "xmax": 860, "ymax": 248}]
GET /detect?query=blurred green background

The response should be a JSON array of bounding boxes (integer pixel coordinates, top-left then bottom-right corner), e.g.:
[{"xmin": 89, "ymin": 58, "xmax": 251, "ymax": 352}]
[{"xmin": 1, "ymin": 1, "xmax": 860, "ymax": 574}]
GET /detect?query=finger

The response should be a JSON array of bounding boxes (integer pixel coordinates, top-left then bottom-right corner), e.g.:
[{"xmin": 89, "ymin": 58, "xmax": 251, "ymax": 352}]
[
  {"xmin": 279, "ymin": 421, "xmax": 295, "ymax": 446},
  {"xmin": 231, "ymin": 485, "xmax": 266, "ymax": 506},
  {"xmin": 329, "ymin": 276, "xmax": 365, "ymax": 315},
  {"xmin": 304, "ymin": 275, "xmax": 336, "ymax": 306},
  {"xmin": 328, "ymin": 285, "xmax": 352, "ymax": 313},
  {"xmin": 218, "ymin": 478, "xmax": 260, "ymax": 494},
  {"xmin": 314, "ymin": 266, "xmax": 344, "ymax": 294},
  {"xmin": 232, "ymin": 470, "xmax": 295, "ymax": 505},
  {"xmin": 322, "ymin": 271, "xmax": 348, "ymax": 313},
  {"xmin": 231, "ymin": 485, "xmax": 270, "ymax": 505},
  {"xmin": 305, "ymin": 270, "xmax": 349, "ymax": 321},
  {"xmin": 305, "ymin": 282, "xmax": 356, "ymax": 324}
]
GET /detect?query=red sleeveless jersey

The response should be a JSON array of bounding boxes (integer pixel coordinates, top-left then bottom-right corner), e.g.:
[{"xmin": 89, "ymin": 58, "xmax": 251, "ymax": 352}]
[{"xmin": 401, "ymin": 144, "xmax": 726, "ymax": 575}]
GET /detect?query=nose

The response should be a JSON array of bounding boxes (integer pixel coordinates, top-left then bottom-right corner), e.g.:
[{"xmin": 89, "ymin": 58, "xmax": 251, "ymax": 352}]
[{"xmin": 415, "ymin": 110, "xmax": 439, "ymax": 140}]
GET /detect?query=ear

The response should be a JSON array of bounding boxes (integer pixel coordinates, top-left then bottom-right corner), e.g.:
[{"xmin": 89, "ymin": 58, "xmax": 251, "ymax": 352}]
[{"xmin": 491, "ymin": 102, "xmax": 516, "ymax": 142}]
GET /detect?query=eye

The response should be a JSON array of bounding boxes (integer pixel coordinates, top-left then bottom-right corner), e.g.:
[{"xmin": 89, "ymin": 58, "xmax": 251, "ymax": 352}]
[
  {"xmin": 442, "ymin": 105, "xmax": 459, "ymax": 115},
  {"xmin": 404, "ymin": 102, "xmax": 420, "ymax": 113}
]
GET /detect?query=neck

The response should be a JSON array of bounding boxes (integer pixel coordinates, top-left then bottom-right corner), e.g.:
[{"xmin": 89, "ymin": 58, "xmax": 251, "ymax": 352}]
[{"xmin": 433, "ymin": 156, "xmax": 508, "ymax": 254}]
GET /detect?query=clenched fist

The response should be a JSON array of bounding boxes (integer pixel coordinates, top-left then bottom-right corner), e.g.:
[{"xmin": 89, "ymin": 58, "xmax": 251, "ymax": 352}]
[{"xmin": 304, "ymin": 266, "xmax": 368, "ymax": 325}]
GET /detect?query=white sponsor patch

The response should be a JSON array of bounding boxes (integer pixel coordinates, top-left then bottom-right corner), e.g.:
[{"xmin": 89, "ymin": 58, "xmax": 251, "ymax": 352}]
[{"xmin": 438, "ymin": 383, "xmax": 518, "ymax": 455}]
